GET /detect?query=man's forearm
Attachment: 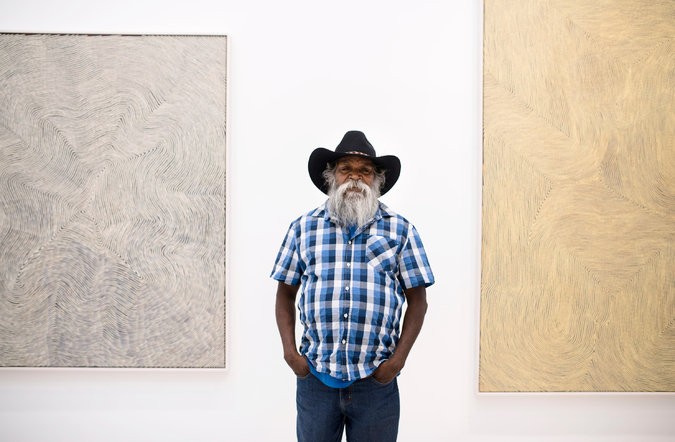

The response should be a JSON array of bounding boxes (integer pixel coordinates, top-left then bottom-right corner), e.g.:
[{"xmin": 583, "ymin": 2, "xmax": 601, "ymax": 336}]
[
  {"xmin": 372, "ymin": 285, "xmax": 428, "ymax": 382},
  {"xmin": 390, "ymin": 285, "xmax": 428, "ymax": 366},
  {"xmin": 275, "ymin": 282, "xmax": 300, "ymax": 357},
  {"xmin": 275, "ymin": 282, "xmax": 310, "ymax": 376}
]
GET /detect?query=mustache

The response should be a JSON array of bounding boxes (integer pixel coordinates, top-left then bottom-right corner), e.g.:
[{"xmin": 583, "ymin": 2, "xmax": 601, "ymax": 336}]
[{"xmin": 337, "ymin": 179, "xmax": 370, "ymax": 196}]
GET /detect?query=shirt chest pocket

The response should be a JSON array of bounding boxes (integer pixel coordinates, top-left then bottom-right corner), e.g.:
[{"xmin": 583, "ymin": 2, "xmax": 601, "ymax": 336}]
[{"xmin": 365, "ymin": 236, "xmax": 400, "ymax": 274}]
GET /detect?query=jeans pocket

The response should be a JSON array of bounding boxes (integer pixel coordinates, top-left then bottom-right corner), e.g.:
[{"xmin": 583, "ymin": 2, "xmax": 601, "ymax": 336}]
[
  {"xmin": 296, "ymin": 371, "xmax": 312, "ymax": 380},
  {"xmin": 370, "ymin": 375, "xmax": 395, "ymax": 386}
]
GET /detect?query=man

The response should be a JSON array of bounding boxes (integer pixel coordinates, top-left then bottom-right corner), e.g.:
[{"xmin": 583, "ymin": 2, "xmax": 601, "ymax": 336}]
[{"xmin": 271, "ymin": 130, "xmax": 434, "ymax": 442}]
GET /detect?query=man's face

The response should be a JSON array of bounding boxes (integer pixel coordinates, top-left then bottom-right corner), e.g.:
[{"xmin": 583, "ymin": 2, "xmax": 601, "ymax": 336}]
[{"xmin": 334, "ymin": 156, "xmax": 376, "ymax": 195}]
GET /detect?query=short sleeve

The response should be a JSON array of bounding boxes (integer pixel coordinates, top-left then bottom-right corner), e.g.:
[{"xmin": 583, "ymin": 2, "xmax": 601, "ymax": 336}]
[
  {"xmin": 270, "ymin": 222, "xmax": 304, "ymax": 286},
  {"xmin": 396, "ymin": 224, "xmax": 435, "ymax": 290}
]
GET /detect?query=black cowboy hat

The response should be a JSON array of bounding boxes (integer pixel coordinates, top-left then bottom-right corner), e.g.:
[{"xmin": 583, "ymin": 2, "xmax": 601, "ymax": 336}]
[{"xmin": 308, "ymin": 130, "xmax": 401, "ymax": 195}]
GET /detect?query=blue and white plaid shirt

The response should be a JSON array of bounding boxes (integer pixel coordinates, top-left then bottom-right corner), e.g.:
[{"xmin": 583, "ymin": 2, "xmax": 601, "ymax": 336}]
[{"xmin": 271, "ymin": 201, "xmax": 434, "ymax": 382}]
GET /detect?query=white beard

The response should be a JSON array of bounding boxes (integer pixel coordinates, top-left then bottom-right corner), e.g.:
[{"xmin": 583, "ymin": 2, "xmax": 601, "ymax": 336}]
[{"xmin": 327, "ymin": 179, "xmax": 380, "ymax": 228}]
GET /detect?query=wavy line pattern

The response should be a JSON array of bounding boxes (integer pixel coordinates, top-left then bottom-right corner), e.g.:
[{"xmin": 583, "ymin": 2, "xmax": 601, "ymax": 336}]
[
  {"xmin": 480, "ymin": 1, "xmax": 674, "ymax": 391},
  {"xmin": 0, "ymin": 34, "xmax": 227, "ymax": 368}
]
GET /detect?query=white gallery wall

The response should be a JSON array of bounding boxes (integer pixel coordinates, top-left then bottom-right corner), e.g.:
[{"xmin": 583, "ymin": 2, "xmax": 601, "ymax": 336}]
[{"xmin": 0, "ymin": 1, "xmax": 673, "ymax": 441}]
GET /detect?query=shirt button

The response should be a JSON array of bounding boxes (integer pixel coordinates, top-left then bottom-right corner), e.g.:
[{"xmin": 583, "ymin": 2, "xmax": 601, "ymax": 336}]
[
  {"xmin": 345, "ymin": 286, "xmax": 349, "ymax": 291},
  {"xmin": 347, "ymin": 263, "xmax": 351, "ymax": 268},
  {"xmin": 348, "ymin": 240, "xmax": 352, "ymax": 245},
  {"xmin": 342, "ymin": 339, "xmax": 347, "ymax": 345},
  {"xmin": 343, "ymin": 313, "xmax": 348, "ymax": 318}
]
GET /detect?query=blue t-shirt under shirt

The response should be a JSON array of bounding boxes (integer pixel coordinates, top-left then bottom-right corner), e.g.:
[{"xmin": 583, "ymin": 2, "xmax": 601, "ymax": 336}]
[{"xmin": 308, "ymin": 360, "xmax": 356, "ymax": 388}]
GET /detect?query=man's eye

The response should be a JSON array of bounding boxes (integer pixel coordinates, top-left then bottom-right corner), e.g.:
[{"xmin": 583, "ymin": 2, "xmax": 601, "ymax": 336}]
[{"xmin": 361, "ymin": 169, "xmax": 373, "ymax": 175}]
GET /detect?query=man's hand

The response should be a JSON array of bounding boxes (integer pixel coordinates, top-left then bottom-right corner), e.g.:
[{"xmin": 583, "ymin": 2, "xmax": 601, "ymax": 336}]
[
  {"xmin": 372, "ymin": 357, "xmax": 404, "ymax": 384},
  {"xmin": 285, "ymin": 351, "xmax": 310, "ymax": 377}
]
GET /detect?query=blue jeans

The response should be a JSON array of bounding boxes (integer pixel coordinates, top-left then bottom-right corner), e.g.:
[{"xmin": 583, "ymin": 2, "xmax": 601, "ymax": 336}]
[{"xmin": 296, "ymin": 372, "xmax": 400, "ymax": 442}]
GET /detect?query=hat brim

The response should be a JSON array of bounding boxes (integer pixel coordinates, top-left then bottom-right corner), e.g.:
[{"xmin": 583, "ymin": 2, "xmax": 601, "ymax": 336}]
[{"xmin": 308, "ymin": 148, "xmax": 401, "ymax": 196}]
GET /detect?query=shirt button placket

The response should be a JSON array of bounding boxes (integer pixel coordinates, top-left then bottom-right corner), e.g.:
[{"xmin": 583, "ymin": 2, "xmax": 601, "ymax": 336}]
[
  {"xmin": 343, "ymin": 285, "xmax": 350, "ymax": 353},
  {"xmin": 342, "ymin": 239, "xmax": 353, "ymax": 373}
]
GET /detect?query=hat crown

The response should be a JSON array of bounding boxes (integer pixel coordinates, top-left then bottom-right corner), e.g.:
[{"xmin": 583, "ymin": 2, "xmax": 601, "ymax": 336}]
[{"xmin": 335, "ymin": 130, "xmax": 376, "ymax": 157}]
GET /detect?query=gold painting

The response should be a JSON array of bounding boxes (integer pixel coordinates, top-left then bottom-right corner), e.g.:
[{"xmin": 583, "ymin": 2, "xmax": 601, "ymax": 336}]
[{"xmin": 480, "ymin": 1, "xmax": 674, "ymax": 391}]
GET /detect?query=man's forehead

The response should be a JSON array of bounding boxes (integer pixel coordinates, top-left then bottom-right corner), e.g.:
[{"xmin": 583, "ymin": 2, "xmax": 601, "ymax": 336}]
[{"xmin": 336, "ymin": 156, "xmax": 376, "ymax": 167}]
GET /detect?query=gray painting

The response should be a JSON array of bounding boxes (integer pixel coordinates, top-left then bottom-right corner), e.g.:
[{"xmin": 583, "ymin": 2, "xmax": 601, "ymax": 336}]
[{"xmin": 0, "ymin": 34, "xmax": 227, "ymax": 368}]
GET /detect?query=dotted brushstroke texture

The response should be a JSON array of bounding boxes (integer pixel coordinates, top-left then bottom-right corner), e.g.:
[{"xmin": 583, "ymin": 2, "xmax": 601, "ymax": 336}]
[
  {"xmin": 480, "ymin": 1, "xmax": 674, "ymax": 391},
  {"xmin": 0, "ymin": 34, "xmax": 226, "ymax": 368}
]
